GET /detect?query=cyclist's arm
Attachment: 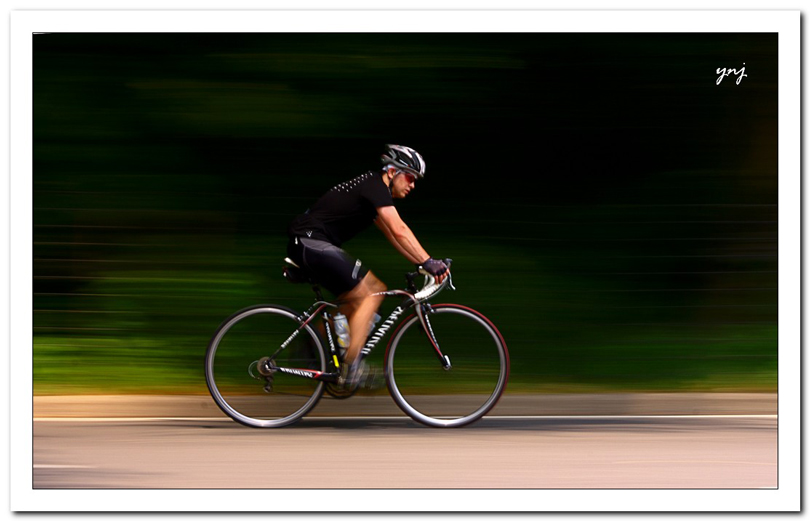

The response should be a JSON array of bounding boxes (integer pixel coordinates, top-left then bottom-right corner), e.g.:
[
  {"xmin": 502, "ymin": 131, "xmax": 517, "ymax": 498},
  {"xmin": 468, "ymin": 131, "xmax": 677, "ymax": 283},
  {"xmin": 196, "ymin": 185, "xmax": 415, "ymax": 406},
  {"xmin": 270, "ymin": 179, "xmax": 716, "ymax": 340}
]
[{"xmin": 375, "ymin": 205, "xmax": 429, "ymax": 265}]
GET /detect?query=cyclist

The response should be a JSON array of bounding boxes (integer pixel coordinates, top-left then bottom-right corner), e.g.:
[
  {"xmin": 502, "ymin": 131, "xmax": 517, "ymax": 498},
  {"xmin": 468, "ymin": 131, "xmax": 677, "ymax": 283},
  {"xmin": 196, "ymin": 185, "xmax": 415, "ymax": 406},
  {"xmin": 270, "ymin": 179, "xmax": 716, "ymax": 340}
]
[{"xmin": 286, "ymin": 144, "xmax": 449, "ymax": 385}]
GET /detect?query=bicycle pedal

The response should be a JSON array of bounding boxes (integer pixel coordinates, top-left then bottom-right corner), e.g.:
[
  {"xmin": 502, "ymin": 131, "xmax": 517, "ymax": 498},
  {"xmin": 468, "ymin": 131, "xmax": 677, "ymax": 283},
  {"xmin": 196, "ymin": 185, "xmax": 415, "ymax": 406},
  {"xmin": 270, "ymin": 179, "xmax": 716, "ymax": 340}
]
[
  {"xmin": 357, "ymin": 366, "xmax": 383, "ymax": 390},
  {"xmin": 362, "ymin": 373, "xmax": 383, "ymax": 391}
]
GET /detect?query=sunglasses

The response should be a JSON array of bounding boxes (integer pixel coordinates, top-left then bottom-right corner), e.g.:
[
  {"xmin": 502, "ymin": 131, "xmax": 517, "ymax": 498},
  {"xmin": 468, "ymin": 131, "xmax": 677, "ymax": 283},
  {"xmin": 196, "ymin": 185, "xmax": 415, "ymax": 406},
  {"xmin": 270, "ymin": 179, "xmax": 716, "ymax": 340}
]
[{"xmin": 399, "ymin": 172, "xmax": 417, "ymax": 184}]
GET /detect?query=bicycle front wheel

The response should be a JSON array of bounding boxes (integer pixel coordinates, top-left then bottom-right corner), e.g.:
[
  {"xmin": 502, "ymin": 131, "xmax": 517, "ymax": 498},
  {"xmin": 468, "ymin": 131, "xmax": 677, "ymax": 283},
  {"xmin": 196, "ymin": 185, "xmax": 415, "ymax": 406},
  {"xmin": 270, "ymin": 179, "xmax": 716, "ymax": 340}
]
[
  {"xmin": 205, "ymin": 305, "xmax": 326, "ymax": 428},
  {"xmin": 385, "ymin": 304, "xmax": 509, "ymax": 427}
]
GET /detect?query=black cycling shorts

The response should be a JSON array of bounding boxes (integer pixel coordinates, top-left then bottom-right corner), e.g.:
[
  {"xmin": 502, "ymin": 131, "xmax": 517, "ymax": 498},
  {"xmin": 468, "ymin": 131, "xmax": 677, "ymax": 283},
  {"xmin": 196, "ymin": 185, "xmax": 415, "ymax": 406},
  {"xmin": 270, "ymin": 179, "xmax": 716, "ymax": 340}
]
[{"xmin": 286, "ymin": 237, "xmax": 369, "ymax": 296}]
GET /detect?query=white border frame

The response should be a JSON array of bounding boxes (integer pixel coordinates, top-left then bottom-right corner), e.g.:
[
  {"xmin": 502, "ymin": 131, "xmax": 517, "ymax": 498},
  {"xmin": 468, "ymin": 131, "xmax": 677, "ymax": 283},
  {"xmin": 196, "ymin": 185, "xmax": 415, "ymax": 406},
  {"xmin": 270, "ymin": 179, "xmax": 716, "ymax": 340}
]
[{"xmin": 9, "ymin": 9, "xmax": 801, "ymax": 512}]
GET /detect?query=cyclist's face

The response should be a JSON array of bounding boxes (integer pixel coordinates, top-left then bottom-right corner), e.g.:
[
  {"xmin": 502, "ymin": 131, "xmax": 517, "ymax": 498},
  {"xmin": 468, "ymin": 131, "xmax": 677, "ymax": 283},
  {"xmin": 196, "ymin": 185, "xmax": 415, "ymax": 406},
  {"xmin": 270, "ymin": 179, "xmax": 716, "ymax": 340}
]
[{"xmin": 391, "ymin": 172, "xmax": 416, "ymax": 198}]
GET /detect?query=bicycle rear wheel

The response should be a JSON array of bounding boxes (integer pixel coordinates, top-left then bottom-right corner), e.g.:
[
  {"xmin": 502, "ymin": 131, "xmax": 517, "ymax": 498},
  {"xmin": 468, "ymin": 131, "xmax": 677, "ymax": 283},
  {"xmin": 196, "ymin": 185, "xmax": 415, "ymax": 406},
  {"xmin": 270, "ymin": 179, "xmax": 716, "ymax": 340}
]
[
  {"xmin": 385, "ymin": 304, "xmax": 509, "ymax": 427},
  {"xmin": 205, "ymin": 305, "xmax": 326, "ymax": 428}
]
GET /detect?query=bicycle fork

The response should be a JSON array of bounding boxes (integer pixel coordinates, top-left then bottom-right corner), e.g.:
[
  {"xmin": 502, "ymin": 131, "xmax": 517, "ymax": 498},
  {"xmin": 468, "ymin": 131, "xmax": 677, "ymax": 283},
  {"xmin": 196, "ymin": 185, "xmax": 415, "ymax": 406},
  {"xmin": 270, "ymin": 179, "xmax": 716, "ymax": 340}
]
[{"xmin": 416, "ymin": 304, "xmax": 452, "ymax": 370}]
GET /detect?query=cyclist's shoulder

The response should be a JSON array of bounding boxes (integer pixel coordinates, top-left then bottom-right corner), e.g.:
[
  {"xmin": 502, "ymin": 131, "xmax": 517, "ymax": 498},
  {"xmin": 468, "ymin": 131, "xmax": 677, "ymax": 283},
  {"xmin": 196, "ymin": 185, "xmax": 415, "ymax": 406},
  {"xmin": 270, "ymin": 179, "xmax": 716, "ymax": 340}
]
[
  {"xmin": 357, "ymin": 170, "xmax": 384, "ymax": 188},
  {"xmin": 358, "ymin": 171, "xmax": 391, "ymax": 199},
  {"xmin": 327, "ymin": 171, "xmax": 378, "ymax": 194}
]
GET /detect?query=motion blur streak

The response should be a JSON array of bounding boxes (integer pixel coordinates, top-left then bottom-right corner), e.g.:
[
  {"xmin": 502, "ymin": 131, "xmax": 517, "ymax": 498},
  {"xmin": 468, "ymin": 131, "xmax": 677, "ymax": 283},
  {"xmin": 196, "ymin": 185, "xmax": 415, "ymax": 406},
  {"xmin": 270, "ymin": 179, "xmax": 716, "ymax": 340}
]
[{"xmin": 33, "ymin": 33, "xmax": 776, "ymax": 396}]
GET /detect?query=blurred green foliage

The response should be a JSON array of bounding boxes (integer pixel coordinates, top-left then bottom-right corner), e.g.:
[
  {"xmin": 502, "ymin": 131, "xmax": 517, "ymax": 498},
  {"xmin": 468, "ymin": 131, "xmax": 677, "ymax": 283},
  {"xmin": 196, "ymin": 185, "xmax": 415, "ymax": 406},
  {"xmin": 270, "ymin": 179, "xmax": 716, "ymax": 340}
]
[{"xmin": 33, "ymin": 33, "xmax": 777, "ymax": 394}]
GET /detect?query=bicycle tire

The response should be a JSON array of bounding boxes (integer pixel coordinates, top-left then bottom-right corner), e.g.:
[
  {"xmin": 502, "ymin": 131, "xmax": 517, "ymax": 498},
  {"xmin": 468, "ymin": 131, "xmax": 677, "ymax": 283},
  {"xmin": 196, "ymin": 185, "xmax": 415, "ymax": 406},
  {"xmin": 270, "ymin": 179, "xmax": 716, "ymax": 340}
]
[
  {"xmin": 385, "ymin": 304, "xmax": 509, "ymax": 428},
  {"xmin": 205, "ymin": 305, "xmax": 326, "ymax": 428}
]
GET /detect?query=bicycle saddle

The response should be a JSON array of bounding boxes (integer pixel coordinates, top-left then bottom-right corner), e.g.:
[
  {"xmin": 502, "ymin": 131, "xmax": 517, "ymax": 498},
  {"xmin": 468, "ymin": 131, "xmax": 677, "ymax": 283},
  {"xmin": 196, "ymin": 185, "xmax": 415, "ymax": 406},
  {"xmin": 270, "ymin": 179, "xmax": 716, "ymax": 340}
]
[{"xmin": 282, "ymin": 257, "xmax": 316, "ymax": 284}]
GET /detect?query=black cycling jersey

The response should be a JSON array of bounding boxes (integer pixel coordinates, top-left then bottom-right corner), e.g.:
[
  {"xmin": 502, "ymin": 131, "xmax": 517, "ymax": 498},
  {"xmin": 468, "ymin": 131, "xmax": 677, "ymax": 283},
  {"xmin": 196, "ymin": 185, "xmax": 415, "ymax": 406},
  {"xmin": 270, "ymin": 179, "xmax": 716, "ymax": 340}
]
[{"xmin": 288, "ymin": 171, "xmax": 393, "ymax": 246}]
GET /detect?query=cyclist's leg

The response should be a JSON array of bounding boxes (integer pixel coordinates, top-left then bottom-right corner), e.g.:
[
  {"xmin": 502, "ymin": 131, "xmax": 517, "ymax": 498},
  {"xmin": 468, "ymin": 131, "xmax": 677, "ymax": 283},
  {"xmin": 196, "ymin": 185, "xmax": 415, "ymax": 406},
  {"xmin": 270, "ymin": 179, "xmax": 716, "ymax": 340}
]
[
  {"xmin": 292, "ymin": 237, "xmax": 361, "ymax": 292},
  {"xmin": 340, "ymin": 271, "xmax": 385, "ymax": 366},
  {"xmin": 293, "ymin": 238, "xmax": 384, "ymax": 363}
]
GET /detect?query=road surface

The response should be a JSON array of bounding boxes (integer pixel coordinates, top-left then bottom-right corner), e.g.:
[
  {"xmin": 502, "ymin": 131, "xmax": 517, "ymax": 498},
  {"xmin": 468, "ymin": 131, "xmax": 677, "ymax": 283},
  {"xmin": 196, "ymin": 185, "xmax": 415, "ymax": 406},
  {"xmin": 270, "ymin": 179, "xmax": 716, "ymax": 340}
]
[{"xmin": 32, "ymin": 393, "xmax": 777, "ymax": 489}]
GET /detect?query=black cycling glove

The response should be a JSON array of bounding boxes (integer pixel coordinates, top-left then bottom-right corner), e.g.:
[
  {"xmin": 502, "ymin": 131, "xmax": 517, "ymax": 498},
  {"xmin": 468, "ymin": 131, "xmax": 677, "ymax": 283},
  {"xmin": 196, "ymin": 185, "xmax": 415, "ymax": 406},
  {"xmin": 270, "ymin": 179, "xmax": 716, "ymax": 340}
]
[{"xmin": 419, "ymin": 258, "xmax": 448, "ymax": 278}]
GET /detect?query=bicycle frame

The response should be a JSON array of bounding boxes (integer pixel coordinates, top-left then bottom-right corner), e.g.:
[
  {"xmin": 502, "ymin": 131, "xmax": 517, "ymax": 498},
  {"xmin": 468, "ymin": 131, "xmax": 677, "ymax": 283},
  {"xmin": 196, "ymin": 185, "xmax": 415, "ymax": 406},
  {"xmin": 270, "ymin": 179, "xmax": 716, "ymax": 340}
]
[{"xmin": 268, "ymin": 275, "xmax": 452, "ymax": 383}]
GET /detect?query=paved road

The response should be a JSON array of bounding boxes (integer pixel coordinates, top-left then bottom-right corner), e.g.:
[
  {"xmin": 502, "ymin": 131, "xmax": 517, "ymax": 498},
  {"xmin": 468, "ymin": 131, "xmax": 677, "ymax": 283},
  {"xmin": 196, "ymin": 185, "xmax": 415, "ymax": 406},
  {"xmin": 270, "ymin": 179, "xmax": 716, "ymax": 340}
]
[
  {"xmin": 33, "ymin": 392, "xmax": 777, "ymax": 418},
  {"xmin": 33, "ymin": 413, "xmax": 776, "ymax": 489}
]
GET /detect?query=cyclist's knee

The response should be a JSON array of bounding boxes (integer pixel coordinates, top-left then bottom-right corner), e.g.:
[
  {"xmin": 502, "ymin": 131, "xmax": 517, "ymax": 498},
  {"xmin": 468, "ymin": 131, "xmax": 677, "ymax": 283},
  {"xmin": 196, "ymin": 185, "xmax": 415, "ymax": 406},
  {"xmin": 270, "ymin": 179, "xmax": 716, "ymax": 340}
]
[
  {"xmin": 363, "ymin": 272, "xmax": 386, "ymax": 293},
  {"xmin": 342, "ymin": 272, "xmax": 384, "ymax": 305}
]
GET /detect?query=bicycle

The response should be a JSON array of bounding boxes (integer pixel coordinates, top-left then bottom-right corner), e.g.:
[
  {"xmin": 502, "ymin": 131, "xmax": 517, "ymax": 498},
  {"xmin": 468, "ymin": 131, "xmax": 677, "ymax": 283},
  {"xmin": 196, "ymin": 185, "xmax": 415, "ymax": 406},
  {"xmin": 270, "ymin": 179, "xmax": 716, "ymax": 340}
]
[{"xmin": 204, "ymin": 258, "xmax": 509, "ymax": 428}]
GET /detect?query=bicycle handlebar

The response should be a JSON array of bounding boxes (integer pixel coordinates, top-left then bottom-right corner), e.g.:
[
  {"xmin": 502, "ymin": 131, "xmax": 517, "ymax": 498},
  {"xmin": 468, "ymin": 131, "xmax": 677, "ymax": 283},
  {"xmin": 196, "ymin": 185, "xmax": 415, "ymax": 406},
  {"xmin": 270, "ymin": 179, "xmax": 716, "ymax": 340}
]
[{"xmin": 409, "ymin": 258, "xmax": 454, "ymax": 301}]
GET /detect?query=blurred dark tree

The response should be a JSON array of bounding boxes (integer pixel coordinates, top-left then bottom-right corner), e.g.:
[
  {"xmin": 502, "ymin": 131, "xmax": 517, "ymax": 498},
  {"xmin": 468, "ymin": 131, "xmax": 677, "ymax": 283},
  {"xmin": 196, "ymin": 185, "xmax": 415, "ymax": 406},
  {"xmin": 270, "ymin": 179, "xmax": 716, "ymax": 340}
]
[{"xmin": 33, "ymin": 33, "xmax": 777, "ymax": 393}]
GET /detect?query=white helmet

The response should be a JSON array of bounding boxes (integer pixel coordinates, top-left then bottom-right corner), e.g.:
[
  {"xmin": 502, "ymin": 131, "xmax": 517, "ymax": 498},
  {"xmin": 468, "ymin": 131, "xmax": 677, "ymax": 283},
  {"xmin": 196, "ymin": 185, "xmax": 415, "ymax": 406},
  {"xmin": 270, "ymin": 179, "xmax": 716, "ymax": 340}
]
[{"xmin": 381, "ymin": 144, "xmax": 426, "ymax": 179}]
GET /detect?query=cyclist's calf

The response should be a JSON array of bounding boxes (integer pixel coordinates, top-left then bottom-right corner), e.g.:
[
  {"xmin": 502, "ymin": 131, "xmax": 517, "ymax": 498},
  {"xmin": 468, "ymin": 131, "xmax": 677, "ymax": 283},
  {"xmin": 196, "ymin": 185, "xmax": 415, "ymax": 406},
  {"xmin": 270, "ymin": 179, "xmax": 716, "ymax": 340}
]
[{"xmin": 341, "ymin": 272, "xmax": 386, "ymax": 364}]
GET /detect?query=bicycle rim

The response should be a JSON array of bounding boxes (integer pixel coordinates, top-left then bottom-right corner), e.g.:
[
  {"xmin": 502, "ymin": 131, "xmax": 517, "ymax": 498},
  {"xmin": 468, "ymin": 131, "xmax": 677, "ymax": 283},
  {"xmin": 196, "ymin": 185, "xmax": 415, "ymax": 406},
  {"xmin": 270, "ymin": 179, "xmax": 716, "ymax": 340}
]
[
  {"xmin": 385, "ymin": 304, "xmax": 509, "ymax": 427},
  {"xmin": 205, "ymin": 305, "xmax": 326, "ymax": 428}
]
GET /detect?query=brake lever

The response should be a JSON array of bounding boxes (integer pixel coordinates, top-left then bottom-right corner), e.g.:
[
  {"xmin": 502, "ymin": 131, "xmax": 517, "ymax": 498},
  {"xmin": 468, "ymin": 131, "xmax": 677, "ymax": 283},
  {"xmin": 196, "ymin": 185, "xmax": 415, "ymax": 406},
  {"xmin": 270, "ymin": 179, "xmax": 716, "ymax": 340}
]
[
  {"xmin": 443, "ymin": 258, "xmax": 455, "ymax": 290},
  {"xmin": 405, "ymin": 271, "xmax": 420, "ymax": 293}
]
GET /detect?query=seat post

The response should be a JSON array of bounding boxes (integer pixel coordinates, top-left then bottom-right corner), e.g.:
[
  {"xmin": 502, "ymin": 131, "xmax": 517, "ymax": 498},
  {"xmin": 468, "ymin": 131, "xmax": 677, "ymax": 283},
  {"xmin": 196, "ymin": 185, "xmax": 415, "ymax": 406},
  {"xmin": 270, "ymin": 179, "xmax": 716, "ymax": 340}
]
[{"xmin": 312, "ymin": 285, "xmax": 325, "ymax": 302}]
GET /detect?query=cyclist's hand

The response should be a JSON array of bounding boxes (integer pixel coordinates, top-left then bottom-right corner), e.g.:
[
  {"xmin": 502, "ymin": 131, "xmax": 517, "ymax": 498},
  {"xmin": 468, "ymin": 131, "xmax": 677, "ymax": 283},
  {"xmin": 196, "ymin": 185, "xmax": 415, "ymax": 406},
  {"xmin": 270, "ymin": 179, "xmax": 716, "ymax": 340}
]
[{"xmin": 419, "ymin": 258, "xmax": 449, "ymax": 283}]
